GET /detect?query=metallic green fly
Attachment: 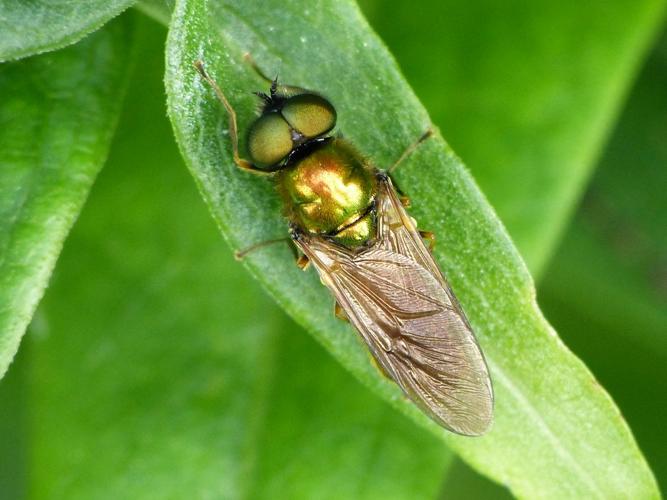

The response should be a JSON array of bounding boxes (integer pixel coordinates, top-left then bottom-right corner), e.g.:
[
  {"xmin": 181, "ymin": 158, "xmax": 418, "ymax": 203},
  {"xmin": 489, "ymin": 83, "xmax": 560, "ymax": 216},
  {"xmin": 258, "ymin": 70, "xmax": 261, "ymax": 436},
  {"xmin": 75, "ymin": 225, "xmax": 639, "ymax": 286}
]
[{"xmin": 195, "ymin": 59, "xmax": 493, "ymax": 436}]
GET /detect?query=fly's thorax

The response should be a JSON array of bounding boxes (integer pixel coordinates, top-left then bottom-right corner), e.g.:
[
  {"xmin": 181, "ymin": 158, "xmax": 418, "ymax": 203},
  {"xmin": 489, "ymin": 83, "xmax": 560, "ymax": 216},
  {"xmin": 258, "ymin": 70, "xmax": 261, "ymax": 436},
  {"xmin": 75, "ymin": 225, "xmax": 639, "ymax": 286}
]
[
  {"xmin": 279, "ymin": 139, "xmax": 377, "ymax": 246},
  {"xmin": 333, "ymin": 212, "xmax": 376, "ymax": 247}
]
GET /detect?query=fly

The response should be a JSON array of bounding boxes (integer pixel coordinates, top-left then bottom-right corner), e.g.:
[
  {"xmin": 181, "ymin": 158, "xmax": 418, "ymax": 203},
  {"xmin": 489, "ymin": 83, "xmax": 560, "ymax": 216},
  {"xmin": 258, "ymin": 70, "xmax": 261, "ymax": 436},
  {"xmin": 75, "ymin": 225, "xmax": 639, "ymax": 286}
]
[{"xmin": 195, "ymin": 58, "xmax": 493, "ymax": 436}]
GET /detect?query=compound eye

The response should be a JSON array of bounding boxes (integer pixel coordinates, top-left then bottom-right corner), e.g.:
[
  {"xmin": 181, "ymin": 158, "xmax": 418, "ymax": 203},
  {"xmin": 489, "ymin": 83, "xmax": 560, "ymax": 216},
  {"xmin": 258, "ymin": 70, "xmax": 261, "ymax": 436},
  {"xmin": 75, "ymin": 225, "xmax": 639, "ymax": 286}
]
[
  {"xmin": 247, "ymin": 113, "xmax": 293, "ymax": 167},
  {"xmin": 281, "ymin": 94, "xmax": 336, "ymax": 139}
]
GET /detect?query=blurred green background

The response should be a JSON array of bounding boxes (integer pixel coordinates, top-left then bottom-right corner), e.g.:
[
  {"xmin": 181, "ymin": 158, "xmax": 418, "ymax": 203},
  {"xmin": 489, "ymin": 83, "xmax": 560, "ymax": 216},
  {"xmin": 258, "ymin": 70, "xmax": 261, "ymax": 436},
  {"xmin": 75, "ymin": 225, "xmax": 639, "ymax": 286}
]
[{"xmin": 0, "ymin": 0, "xmax": 665, "ymax": 498}]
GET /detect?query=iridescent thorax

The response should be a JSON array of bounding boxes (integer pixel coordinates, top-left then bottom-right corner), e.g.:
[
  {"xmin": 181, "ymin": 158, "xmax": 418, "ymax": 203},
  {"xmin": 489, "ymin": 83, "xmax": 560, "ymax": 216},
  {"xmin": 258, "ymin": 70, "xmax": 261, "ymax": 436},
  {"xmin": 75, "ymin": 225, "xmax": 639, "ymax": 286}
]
[{"xmin": 279, "ymin": 139, "xmax": 377, "ymax": 247}]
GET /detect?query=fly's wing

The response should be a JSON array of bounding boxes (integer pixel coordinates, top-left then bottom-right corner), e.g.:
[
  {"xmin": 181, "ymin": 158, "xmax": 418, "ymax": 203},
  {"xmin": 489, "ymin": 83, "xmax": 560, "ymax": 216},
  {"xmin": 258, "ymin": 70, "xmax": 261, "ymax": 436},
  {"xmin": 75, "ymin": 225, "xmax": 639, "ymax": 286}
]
[
  {"xmin": 294, "ymin": 188, "xmax": 493, "ymax": 435},
  {"xmin": 375, "ymin": 174, "xmax": 447, "ymax": 284}
]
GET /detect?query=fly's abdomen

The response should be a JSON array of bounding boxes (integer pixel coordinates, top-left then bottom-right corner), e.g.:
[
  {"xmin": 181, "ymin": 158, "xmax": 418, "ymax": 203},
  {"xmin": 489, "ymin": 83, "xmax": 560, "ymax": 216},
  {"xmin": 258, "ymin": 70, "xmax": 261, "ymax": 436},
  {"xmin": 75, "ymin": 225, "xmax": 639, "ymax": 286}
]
[{"xmin": 280, "ymin": 139, "xmax": 376, "ymax": 246}]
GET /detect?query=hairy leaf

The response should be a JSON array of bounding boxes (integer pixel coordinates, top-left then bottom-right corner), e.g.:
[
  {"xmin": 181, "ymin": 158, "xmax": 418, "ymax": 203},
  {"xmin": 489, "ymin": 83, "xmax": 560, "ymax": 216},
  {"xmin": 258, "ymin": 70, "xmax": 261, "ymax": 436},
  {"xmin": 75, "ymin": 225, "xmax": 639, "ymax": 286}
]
[
  {"xmin": 0, "ymin": 0, "xmax": 135, "ymax": 61},
  {"xmin": 0, "ymin": 16, "xmax": 135, "ymax": 379},
  {"xmin": 165, "ymin": 0, "xmax": 658, "ymax": 497}
]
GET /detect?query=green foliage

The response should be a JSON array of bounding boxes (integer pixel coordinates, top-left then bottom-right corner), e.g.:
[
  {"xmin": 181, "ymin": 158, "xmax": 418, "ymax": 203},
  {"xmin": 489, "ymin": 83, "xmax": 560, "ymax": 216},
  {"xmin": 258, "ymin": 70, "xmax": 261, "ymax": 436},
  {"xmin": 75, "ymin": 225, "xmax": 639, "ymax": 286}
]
[
  {"xmin": 360, "ymin": 0, "xmax": 666, "ymax": 277},
  {"xmin": 6, "ymin": 23, "xmax": 450, "ymax": 496},
  {"xmin": 0, "ymin": 0, "xmax": 135, "ymax": 61},
  {"xmin": 541, "ymin": 36, "xmax": 667, "ymax": 490},
  {"xmin": 358, "ymin": 1, "xmax": 666, "ymax": 492},
  {"xmin": 0, "ymin": 0, "xmax": 665, "ymax": 497},
  {"xmin": 0, "ymin": 17, "xmax": 135, "ymax": 379},
  {"xmin": 165, "ymin": 0, "xmax": 658, "ymax": 497}
]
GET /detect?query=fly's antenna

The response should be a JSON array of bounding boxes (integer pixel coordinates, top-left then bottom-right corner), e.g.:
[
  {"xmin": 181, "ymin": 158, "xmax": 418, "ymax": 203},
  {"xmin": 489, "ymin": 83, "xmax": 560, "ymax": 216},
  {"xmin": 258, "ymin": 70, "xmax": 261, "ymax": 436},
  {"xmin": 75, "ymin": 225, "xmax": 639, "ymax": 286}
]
[{"xmin": 193, "ymin": 60, "xmax": 254, "ymax": 171}]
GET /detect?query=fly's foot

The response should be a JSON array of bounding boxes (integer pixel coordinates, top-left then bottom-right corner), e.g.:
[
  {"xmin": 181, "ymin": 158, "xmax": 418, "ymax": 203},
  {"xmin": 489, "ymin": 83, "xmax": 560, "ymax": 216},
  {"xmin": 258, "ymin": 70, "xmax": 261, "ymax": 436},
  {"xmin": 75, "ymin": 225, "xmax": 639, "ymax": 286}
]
[
  {"xmin": 296, "ymin": 254, "xmax": 310, "ymax": 270},
  {"xmin": 334, "ymin": 301, "xmax": 349, "ymax": 322}
]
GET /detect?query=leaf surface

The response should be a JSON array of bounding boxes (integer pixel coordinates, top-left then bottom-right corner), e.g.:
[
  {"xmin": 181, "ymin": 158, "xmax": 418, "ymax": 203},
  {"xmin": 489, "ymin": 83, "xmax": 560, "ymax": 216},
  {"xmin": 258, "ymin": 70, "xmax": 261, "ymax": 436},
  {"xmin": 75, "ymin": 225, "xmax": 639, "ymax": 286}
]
[
  {"xmin": 165, "ymin": 0, "xmax": 659, "ymax": 497},
  {"xmin": 18, "ymin": 23, "xmax": 451, "ymax": 497},
  {"xmin": 0, "ymin": 0, "xmax": 135, "ymax": 61},
  {"xmin": 0, "ymin": 16, "xmax": 134, "ymax": 379}
]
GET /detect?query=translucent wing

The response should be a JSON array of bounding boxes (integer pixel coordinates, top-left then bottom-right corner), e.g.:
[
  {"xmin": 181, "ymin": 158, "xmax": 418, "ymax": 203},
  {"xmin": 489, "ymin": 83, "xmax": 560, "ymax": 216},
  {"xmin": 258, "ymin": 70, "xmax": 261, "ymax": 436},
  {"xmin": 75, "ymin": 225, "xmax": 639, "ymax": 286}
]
[{"xmin": 293, "ymin": 175, "xmax": 493, "ymax": 435}]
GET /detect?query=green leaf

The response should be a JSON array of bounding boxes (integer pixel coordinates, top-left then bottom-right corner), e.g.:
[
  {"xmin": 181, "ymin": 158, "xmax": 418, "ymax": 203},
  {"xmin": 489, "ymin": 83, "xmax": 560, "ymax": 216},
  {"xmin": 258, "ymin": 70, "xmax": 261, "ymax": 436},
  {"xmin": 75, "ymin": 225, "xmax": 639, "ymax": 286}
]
[
  {"xmin": 0, "ymin": 0, "xmax": 135, "ymax": 61},
  {"xmin": 18, "ymin": 21, "xmax": 451, "ymax": 496},
  {"xmin": 442, "ymin": 460, "xmax": 513, "ymax": 500},
  {"xmin": 540, "ymin": 34, "xmax": 667, "ymax": 489},
  {"xmin": 541, "ymin": 224, "xmax": 667, "ymax": 488},
  {"xmin": 0, "ymin": 347, "xmax": 26, "ymax": 498},
  {"xmin": 135, "ymin": 0, "xmax": 174, "ymax": 25},
  {"xmin": 360, "ymin": 0, "xmax": 666, "ymax": 276},
  {"xmin": 357, "ymin": 2, "xmax": 666, "ymax": 493},
  {"xmin": 165, "ymin": 0, "xmax": 658, "ymax": 497},
  {"xmin": 0, "ymin": 16, "xmax": 135, "ymax": 380}
]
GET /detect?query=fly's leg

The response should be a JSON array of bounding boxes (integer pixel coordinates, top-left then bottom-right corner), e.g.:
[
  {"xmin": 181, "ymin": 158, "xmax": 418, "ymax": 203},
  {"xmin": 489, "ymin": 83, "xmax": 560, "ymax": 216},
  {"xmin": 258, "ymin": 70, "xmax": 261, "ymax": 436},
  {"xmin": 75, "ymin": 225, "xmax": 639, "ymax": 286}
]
[
  {"xmin": 234, "ymin": 237, "xmax": 295, "ymax": 261},
  {"xmin": 394, "ymin": 186, "xmax": 411, "ymax": 208},
  {"xmin": 387, "ymin": 128, "xmax": 434, "ymax": 175},
  {"xmin": 287, "ymin": 225, "xmax": 311, "ymax": 270},
  {"xmin": 385, "ymin": 128, "xmax": 433, "ymax": 207},
  {"xmin": 334, "ymin": 301, "xmax": 349, "ymax": 322},
  {"xmin": 386, "ymin": 177, "xmax": 412, "ymax": 207},
  {"xmin": 419, "ymin": 230, "xmax": 436, "ymax": 251},
  {"xmin": 194, "ymin": 60, "xmax": 276, "ymax": 175},
  {"xmin": 235, "ymin": 237, "xmax": 311, "ymax": 270},
  {"xmin": 296, "ymin": 254, "xmax": 310, "ymax": 270},
  {"xmin": 243, "ymin": 53, "xmax": 274, "ymax": 85}
]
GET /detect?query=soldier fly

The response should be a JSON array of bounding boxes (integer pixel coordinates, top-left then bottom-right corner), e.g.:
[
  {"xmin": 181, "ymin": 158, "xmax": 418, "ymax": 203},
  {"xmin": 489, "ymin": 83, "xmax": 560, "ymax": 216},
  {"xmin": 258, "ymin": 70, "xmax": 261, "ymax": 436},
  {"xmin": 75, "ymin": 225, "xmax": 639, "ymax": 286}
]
[{"xmin": 195, "ymin": 59, "xmax": 493, "ymax": 436}]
